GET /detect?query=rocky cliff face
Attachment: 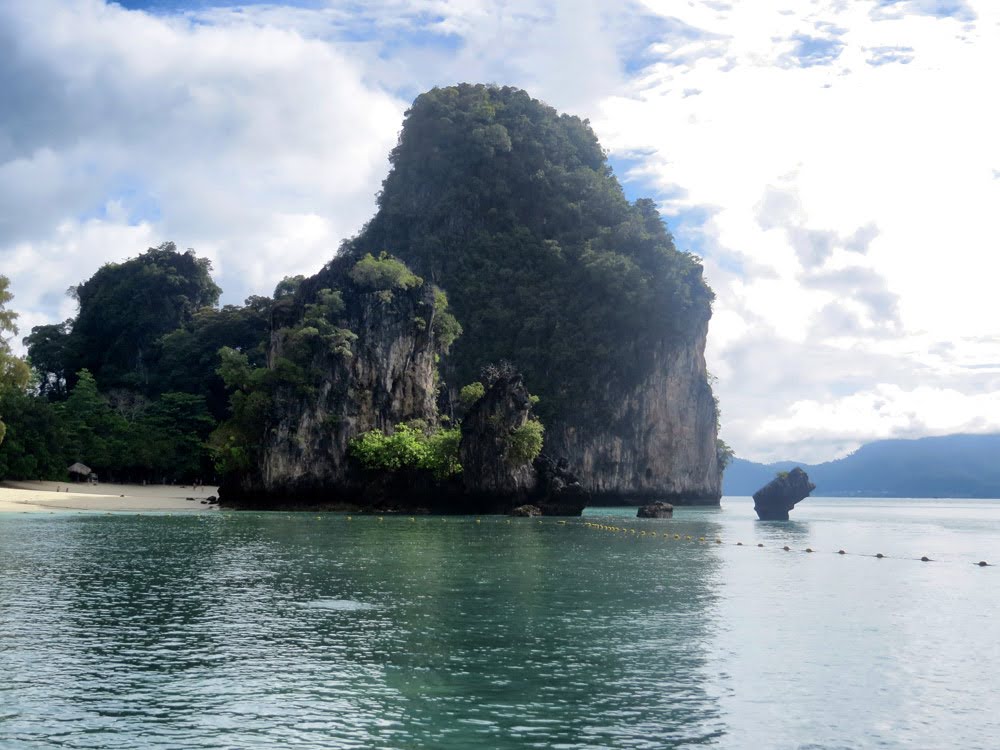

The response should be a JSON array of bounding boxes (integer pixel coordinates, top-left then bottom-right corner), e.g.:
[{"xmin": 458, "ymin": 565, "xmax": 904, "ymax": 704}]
[
  {"xmin": 545, "ymin": 319, "xmax": 721, "ymax": 504},
  {"xmin": 459, "ymin": 374, "xmax": 536, "ymax": 498},
  {"xmin": 258, "ymin": 283, "xmax": 441, "ymax": 498}
]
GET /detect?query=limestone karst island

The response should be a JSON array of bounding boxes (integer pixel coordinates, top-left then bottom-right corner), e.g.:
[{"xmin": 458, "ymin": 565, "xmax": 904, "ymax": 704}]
[{"xmin": 3, "ymin": 84, "xmax": 726, "ymax": 515}]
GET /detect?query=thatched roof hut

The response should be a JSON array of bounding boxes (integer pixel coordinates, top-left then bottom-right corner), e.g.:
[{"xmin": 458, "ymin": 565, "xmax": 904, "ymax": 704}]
[{"xmin": 67, "ymin": 462, "xmax": 92, "ymax": 476}]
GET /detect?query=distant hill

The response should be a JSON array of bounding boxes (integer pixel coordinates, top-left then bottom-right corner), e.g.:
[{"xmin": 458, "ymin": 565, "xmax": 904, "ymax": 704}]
[{"xmin": 723, "ymin": 434, "xmax": 1000, "ymax": 498}]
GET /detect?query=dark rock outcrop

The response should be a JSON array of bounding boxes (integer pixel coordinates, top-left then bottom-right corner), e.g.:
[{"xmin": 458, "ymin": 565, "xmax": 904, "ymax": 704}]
[
  {"xmin": 532, "ymin": 453, "xmax": 589, "ymax": 516},
  {"xmin": 752, "ymin": 468, "xmax": 815, "ymax": 520},
  {"xmin": 637, "ymin": 502, "xmax": 674, "ymax": 519},
  {"xmin": 510, "ymin": 504, "xmax": 542, "ymax": 517},
  {"xmin": 459, "ymin": 373, "xmax": 537, "ymax": 499}
]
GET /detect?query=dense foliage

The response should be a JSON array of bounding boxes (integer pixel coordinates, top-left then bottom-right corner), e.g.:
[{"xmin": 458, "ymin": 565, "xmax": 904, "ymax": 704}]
[
  {"xmin": 458, "ymin": 381, "xmax": 486, "ymax": 409},
  {"xmin": 3, "ymin": 248, "xmax": 262, "ymax": 484},
  {"xmin": 349, "ymin": 253, "xmax": 422, "ymax": 295},
  {"xmin": 332, "ymin": 84, "xmax": 714, "ymax": 422},
  {"xmin": 349, "ymin": 423, "xmax": 462, "ymax": 480},
  {"xmin": 506, "ymin": 418, "xmax": 545, "ymax": 466},
  {"xmin": 24, "ymin": 243, "xmax": 221, "ymax": 394}
]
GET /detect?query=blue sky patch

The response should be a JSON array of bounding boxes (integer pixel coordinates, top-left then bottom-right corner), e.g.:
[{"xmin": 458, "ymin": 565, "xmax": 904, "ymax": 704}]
[
  {"xmin": 77, "ymin": 177, "xmax": 162, "ymax": 227},
  {"xmin": 606, "ymin": 153, "xmax": 669, "ymax": 205},
  {"xmin": 620, "ymin": 14, "xmax": 709, "ymax": 75},
  {"xmin": 873, "ymin": 0, "xmax": 977, "ymax": 22},
  {"xmin": 784, "ymin": 34, "xmax": 845, "ymax": 68},
  {"xmin": 866, "ymin": 46, "xmax": 915, "ymax": 65}
]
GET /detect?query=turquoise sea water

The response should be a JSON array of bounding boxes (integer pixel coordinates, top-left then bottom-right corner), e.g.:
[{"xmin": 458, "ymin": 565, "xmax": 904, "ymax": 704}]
[{"xmin": 1, "ymin": 497, "xmax": 998, "ymax": 749}]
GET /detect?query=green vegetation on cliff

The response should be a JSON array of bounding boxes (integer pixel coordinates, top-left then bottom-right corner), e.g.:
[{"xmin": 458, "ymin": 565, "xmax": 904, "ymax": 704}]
[
  {"xmin": 325, "ymin": 84, "xmax": 714, "ymax": 422},
  {"xmin": 9, "ymin": 248, "xmax": 251, "ymax": 483},
  {"xmin": 349, "ymin": 423, "xmax": 462, "ymax": 481}
]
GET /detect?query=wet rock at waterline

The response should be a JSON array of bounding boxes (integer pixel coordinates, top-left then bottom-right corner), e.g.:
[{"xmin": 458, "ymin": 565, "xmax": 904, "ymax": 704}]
[
  {"xmin": 637, "ymin": 502, "xmax": 674, "ymax": 519},
  {"xmin": 509, "ymin": 504, "xmax": 543, "ymax": 517},
  {"xmin": 752, "ymin": 467, "xmax": 815, "ymax": 521}
]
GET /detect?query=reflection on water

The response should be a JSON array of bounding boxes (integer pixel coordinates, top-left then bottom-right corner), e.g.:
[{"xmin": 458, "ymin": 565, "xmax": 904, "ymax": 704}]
[{"xmin": 1, "ymin": 513, "xmax": 725, "ymax": 749}]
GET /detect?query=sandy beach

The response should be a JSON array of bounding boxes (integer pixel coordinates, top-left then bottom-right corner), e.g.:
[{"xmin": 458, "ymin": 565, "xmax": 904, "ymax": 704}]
[{"xmin": 0, "ymin": 480, "xmax": 220, "ymax": 513}]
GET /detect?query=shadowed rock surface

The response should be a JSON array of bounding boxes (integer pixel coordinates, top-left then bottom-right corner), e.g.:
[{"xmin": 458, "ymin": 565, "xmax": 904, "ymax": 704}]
[
  {"xmin": 459, "ymin": 373, "xmax": 537, "ymax": 499},
  {"xmin": 532, "ymin": 453, "xmax": 590, "ymax": 516},
  {"xmin": 637, "ymin": 501, "xmax": 674, "ymax": 519},
  {"xmin": 753, "ymin": 468, "xmax": 816, "ymax": 520}
]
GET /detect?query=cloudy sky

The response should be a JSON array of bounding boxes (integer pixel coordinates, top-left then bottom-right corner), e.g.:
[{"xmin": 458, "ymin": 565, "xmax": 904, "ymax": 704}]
[{"xmin": 2, "ymin": 0, "xmax": 998, "ymax": 463}]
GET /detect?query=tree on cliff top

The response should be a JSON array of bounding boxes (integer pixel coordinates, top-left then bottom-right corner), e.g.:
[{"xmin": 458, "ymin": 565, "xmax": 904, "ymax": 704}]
[{"xmin": 324, "ymin": 83, "xmax": 714, "ymax": 422}]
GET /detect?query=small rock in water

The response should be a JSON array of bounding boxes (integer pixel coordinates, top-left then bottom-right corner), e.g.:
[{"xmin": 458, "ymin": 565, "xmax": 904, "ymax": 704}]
[
  {"xmin": 752, "ymin": 468, "xmax": 816, "ymax": 521},
  {"xmin": 637, "ymin": 502, "xmax": 673, "ymax": 519},
  {"xmin": 509, "ymin": 504, "xmax": 542, "ymax": 517}
]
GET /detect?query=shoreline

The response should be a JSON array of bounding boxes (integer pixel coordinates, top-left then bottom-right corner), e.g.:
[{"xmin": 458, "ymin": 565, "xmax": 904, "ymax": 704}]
[{"xmin": 0, "ymin": 480, "xmax": 220, "ymax": 513}]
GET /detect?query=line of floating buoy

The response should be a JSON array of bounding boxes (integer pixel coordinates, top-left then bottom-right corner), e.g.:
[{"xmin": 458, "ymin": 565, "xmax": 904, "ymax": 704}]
[{"xmin": 576, "ymin": 520, "xmax": 990, "ymax": 567}]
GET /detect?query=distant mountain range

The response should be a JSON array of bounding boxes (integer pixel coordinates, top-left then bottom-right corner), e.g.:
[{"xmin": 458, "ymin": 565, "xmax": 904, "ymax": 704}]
[{"xmin": 723, "ymin": 433, "xmax": 1000, "ymax": 498}]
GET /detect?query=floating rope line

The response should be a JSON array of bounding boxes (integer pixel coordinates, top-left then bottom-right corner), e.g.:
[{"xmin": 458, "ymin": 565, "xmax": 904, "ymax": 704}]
[{"xmin": 575, "ymin": 521, "xmax": 992, "ymax": 568}]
